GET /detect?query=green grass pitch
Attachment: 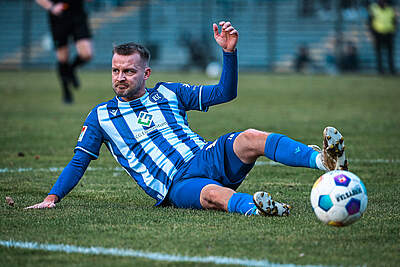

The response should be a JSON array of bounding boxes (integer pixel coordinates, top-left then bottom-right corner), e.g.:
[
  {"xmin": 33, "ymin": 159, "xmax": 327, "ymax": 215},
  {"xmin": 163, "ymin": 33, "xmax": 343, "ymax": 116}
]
[{"xmin": 0, "ymin": 70, "xmax": 399, "ymax": 266}]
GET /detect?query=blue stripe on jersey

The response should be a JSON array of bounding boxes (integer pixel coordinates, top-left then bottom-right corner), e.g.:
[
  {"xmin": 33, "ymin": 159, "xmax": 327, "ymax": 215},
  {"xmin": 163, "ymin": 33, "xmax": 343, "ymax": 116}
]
[
  {"xmin": 124, "ymin": 103, "xmax": 186, "ymax": 170},
  {"xmin": 157, "ymin": 85, "xmax": 207, "ymax": 150},
  {"xmin": 125, "ymin": 91, "xmax": 203, "ymax": 164},
  {"xmin": 97, "ymin": 104, "xmax": 169, "ymax": 199},
  {"xmin": 116, "ymin": 100, "xmax": 181, "ymax": 178},
  {"xmin": 154, "ymin": 87, "xmax": 203, "ymax": 155},
  {"xmin": 109, "ymin": 107, "xmax": 171, "ymax": 184},
  {"xmin": 104, "ymin": 140, "xmax": 147, "ymax": 188}
]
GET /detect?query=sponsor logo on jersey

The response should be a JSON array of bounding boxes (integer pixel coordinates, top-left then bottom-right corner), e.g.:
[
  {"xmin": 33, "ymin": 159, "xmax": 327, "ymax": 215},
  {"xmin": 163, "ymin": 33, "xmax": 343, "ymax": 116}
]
[
  {"xmin": 78, "ymin": 126, "xmax": 87, "ymax": 142},
  {"xmin": 134, "ymin": 122, "xmax": 168, "ymax": 139},
  {"xmin": 137, "ymin": 111, "xmax": 153, "ymax": 127}
]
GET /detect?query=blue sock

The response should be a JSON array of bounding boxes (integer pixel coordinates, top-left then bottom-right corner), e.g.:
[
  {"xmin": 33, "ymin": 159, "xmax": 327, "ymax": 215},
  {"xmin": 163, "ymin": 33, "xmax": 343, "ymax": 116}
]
[
  {"xmin": 227, "ymin": 192, "xmax": 257, "ymax": 216},
  {"xmin": 264, "ymin": 133, "xmax": 319, "ymax": 169}
]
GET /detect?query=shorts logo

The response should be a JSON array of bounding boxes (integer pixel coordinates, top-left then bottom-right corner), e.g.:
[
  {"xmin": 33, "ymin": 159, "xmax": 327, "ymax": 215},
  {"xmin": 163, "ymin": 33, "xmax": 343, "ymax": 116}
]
[
  {"xmin": 78, "ymin": 126, "xmax": 87, "ymax": 142},
  {"xmin": 206, "ymin": 140, "xmax": 217, "ymax": 150},
  {"xmin": 138, "ymin": 111, "xmax": 153, "ymax": 127}
]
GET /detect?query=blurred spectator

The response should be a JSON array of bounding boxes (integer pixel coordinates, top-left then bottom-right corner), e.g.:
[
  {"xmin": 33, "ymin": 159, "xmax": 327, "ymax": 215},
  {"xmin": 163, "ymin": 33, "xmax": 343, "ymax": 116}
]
[
  {"xmin": 340, "ymin": 41, "xmax": 359, "ymax": 72},
  {"xmin": 36, "ymin": 0, "xmax": 93, "ymax": 103},
  {"xmin": 368, "ymin": 0, "xmax": 397, "ymax": 74},
  {"xmin": 317, "ymin": 0, "xmax": 334, "ymax": 21},
  {"xmin": 324, "ymin": 41, "xmax": 339, "ymax": 75},
  {"xmin": 179, "ymin": 32, "xmax": 212, "ymax": 72},
  {"xmin": 294, "ymin": 44, "xmax": 312, "ymax": 73},
  {"xmin": 341, "ymin": 0, "xmax": 361, "ymax": 21}
]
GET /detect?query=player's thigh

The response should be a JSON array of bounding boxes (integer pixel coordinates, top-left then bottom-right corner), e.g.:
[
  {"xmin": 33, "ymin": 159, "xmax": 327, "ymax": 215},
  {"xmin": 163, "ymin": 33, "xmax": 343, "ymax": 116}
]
[
  {"xmin": 168, "ymin": 178, "xmax": 222, "ymax": 209},
  {"xmin": 72, "ymin": 13, "xmax": 92, "ymax": 56},
  {"xmin": 183, "ymin": 132, "xmax": 255, "ymax": 189},
  {"xmin": 219, "ymin": 132, "xmax": 255, "ymax": 187},
  {"xmin": 49, "ymin": 17, "xmax": 71, "ymax": 49}
]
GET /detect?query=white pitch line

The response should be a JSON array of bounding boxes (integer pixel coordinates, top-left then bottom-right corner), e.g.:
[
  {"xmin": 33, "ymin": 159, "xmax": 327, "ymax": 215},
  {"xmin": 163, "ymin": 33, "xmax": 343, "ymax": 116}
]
[
  {"xmin": 0, "ymin": 240, "xmax": 326, "ymax": 267},
  {"xmin": 0, "ymin": 158, "xmax": 398, "ymax": 174}
]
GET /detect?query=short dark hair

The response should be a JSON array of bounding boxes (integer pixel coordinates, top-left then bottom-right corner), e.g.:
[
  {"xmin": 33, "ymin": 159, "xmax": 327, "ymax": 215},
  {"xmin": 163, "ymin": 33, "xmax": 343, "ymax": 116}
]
[{"xmin": 112, "ymin": 42, "xmax": 151, "ymax": 66}]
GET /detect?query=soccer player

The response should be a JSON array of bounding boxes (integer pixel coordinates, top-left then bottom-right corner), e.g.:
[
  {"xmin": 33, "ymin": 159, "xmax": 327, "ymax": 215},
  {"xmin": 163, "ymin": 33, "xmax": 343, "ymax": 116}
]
[
  {"xmin": 36, "ymin": 0, "xmax": 93, "ymax": 103},
  {"xmin": 27, "ymin": 22, "xmax": 347, "ymax": 216}
]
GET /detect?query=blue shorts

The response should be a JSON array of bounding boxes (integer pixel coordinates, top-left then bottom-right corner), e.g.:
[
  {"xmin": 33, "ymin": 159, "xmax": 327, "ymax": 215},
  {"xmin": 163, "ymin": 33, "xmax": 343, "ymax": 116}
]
[{"xmin": 166, "ymin": 132, "xmax": 255, "ymax": 209}]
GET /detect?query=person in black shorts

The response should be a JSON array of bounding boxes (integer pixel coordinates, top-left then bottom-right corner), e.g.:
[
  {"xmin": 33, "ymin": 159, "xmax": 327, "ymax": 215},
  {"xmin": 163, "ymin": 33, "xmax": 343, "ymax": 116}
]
[{"xmin": 36, "ymin": 0, "xmax": 93, "ymax": 103}]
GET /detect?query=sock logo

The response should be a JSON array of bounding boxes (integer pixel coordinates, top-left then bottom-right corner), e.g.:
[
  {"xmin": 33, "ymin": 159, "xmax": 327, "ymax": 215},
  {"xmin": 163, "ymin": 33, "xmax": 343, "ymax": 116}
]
[{"xmin": 294, "ymin": 146, "xmax": 301, "ymax": 153}]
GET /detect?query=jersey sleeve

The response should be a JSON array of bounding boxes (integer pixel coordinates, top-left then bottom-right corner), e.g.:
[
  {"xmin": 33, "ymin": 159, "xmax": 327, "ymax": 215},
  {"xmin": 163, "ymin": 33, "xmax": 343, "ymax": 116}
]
[
  {"xmin": 48, "ymin": 149, "xmax": 92, "ymax": 201},
  {"xmin": 172, "ymin": 83, "xmax": 210, "ymax": 112},
  {"xmin": 74, "ymin": 108, "xmax": 103, "ymax": 159},
  {"xmin": 164, "ymin": 50, "xmax": 237, "ymax": 112}
]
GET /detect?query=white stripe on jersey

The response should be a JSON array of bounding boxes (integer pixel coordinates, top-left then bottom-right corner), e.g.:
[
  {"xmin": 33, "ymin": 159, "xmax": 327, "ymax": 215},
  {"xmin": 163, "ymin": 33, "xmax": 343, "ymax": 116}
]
[
  {"xmin": 97, "ymin": 104, "xmax": 168, "ymax": 197},
  {"xmin": 198, "ymin": 86, "xmax": 203, "ymax": 111},
  {"xmin": 117, "ymin": 100, "xmax": 178, "ymax": 181},
  {"xmin": 141, "ymin": 95, "xmax": 196, "ymax": 162},
  {"xmin": 158, "ymin": 85, "xmax": 207, "ymax": 150},
  {"xmin": 75, "ymin": 146, "xmax": 98, "ymax": 159}
]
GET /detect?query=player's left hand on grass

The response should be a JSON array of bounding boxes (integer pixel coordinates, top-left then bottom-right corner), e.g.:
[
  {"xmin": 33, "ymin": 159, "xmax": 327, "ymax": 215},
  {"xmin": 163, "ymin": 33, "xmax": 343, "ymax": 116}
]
[
  {"xmin": 213, "ymin": 21, "xmax": 238, "ymax": 53},
  {"xmin": 25, "ymin": 195, "xmax": 58, "ymax": 209}
]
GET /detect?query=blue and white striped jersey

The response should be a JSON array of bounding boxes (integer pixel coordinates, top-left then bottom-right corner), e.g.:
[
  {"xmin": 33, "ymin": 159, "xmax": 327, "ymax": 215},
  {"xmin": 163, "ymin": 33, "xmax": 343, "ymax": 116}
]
[
  {"xmin": 63, "ymin": 51, "xmax": 237, "ymax": 205},
  {"xmin": 76, "ymin": 82, "xmax": 222, "ymax": 204}
]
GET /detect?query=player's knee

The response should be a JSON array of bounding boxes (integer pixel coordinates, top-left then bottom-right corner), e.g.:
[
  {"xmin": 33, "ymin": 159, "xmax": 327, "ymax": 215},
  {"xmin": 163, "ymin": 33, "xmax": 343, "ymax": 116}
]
[
  {"xmin": 242, "ymin": 128, "xmax": 266, "ymax": 139},
  {"xmin": 200, "ymin": 185, "xmax": 231, "ymax": 210},
  {"xmin": 80, "ymin": 52, "xmax": 92, "ymax": 62},
  {"xmin": 201, "ymin": 186, "xmax": 219, "ymax": 203},
  {"xmin": 240, "ymin": 129, "xmax": 269, "ymax": 153}
]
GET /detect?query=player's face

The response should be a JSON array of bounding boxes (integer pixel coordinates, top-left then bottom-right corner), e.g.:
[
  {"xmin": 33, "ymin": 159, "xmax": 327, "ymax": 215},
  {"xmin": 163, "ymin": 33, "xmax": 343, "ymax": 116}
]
[{"xmin": 111, "ymin": 53, "xmax": 151, "ymax": 101}]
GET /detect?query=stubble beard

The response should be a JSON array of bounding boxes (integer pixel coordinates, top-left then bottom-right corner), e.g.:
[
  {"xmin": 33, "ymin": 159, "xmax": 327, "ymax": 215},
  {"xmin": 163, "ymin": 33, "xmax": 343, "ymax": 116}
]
[{"xmin": 113, "ymin": 80, "xmax": 144, "ymax": 100}]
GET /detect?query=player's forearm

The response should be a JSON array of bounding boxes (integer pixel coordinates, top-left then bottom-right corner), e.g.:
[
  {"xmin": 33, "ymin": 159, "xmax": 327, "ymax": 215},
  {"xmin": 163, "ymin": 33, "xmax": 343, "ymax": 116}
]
[
  {"xmin": 218, "ymin": 50, "xmax": 238, "ymax": 101},
  {"xmin": 48, "ymin": 150, "xmax": 91, "ymax": 201},
  {"xmin": 200, "ymin": 50, "xmax": 238, "ymax": 107},
  {"xmin": 36, "ymin": 0, "xmax": 54, "ymax": 11}
]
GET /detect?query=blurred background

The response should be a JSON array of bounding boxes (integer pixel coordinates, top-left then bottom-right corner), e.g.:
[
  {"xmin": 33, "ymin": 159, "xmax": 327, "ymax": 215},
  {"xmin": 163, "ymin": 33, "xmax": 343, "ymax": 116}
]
[{"xmin": 0, "ymin": 0, "xmax": 398, "ymax": 74}]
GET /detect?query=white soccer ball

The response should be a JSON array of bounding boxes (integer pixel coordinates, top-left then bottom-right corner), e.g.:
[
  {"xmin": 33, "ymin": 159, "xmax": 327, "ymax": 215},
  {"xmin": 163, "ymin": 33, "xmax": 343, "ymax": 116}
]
[{"xmin": 310, "ymin": 170, "xmax": 367, "ymax": 226}]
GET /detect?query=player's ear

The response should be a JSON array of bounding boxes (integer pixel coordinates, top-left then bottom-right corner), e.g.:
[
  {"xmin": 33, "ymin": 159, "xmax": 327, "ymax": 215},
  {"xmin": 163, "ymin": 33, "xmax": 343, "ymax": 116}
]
[{"xmin": 144, "ymin": 67, "xmax": 151, "ymax": 80}]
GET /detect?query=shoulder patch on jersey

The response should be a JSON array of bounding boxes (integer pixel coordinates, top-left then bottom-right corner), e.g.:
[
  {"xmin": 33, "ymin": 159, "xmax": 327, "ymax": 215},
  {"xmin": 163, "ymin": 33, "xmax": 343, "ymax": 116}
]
[
  {"xmin": 78, "ymin": 126, "xmax": 88, "ymax": 142},
  {"xmin": 149, "ymin": 91, "xmax": 165, "ymax": 103}
]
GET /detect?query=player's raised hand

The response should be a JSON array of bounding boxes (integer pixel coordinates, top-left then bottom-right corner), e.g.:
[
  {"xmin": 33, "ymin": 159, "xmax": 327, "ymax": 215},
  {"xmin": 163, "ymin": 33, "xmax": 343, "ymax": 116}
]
[
  {"xmin": 213, "ymin": 21, "xmax": 238, "ymax": 53},
  {"xmin": 25, "ymin": 195, "xmax": 58, "ymax": 209}
]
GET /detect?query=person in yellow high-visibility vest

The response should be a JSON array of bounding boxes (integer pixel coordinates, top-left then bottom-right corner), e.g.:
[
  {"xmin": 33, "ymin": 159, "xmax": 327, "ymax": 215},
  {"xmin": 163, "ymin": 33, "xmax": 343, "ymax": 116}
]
[{"xmin": 368, "ymin": 0, "xmax": 397, "ymax": 74}]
